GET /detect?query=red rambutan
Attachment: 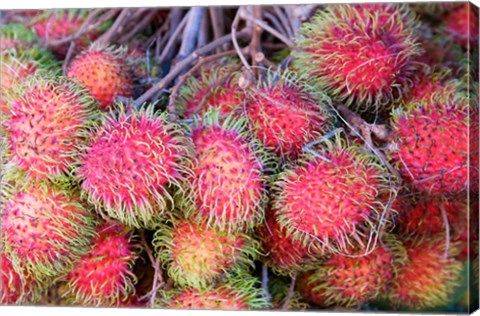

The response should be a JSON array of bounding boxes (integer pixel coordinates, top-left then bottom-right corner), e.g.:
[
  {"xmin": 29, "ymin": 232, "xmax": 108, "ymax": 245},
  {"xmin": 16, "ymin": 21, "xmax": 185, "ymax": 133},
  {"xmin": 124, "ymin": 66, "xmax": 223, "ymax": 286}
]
[
  {"xmin": 67, "ymin": 46, "xmax": 134, "ymax": 111},
  {"xmin": 244, "ymin": 69, "xmax": 331, "ymax": 160},
  {"xmin": 1, "ymin": 182, "xmax": 96, "ymax": 284},
  {"xmin": 443, "ymin": 4, "xmax": 479, "ymax": 50},
  {"xmin": 295, "ymin": 3, "xmax": 421, "ymax": 112},
  {"xmin": 77, "ymin": 104, "xmax": 193, "ymax": 228},
  {"xmin": 63, "ymin": 223, "xmax": 138, "ymax": 307},
  {"xmin": 296, "ymin": 236, "xmax": 401, "ymax": 308},
  {"xmin": 3, "ymin": 74, "xmax": 98, "ymax": 183},
  {"xmin": 181, "ymin": 110, "xmax": 272, "ymax": 232},
  {"xmin": 272, "ymin": 137, "xmax": 393, "ymax": 253},
  {"xmin": 388, "ymin": 235, "xmax": 463, "ymax": 310},
  {"xmin": 390, "ymin": 87, "xmax": 469, "ymax": 195},
  {"xmin": 153, "ymin": 217, "xmax": 259, "ymax": 289}
]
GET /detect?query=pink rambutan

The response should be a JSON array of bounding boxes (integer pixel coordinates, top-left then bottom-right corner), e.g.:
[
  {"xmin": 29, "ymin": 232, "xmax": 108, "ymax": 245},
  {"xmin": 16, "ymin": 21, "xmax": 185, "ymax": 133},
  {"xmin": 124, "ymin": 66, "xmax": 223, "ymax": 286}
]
[
  {"xmin": 3, "ymin": 74, "xmax": 98, "ymax": 183},
  {"xmin": 388, "ymin": 235, "xmax": 463, "ymax": 310},
  {"xmin": 153, "ymin": 217, "xmax": 259, "ymax": 289},
  {"xmin": 180, "ymin": 110, "xmax": 272, "ymax": 232},
  {"xmin": 443, "ymin": 4, "xmax": 479, "ymax": 50},
  {"xmin": 390, "ymin": 87, "xmax": 469, "ymax": 195},
  {"xmin": 1, "ymin": 182, "xmax": 96, "ymax": 284},
  {"xmin": 296, "ymin": 236, "xmax": 401, "ymax": 308},
  {"xmin": 163, "ymin": 274, "xmax": 269, "ymax": 310},
  {"xmin": 67, "ymin": 46, "xmax": 134, "ymax": 111},
  {"xmin": 0, "ymin": 252, "xmax": 39, "ymax": 305},
  {"xmin": 63, "ymin": 223, "xmax": 138, "ymax": 307},
  {"xmin": 272, "ymin": 137, "xmax": 393, "ymax": 253},
  {"xmin": 244, "ymin": 70, "xmax": 331, "ymax": 160},
  {"xmin": 257, "ymin": 209, "xmax": 319, "ymax": 274},
  {"xmin": 295, "ymin": 3, "xmax": 421, "ymax": 112},
  {"xmin": 32, "ymin": 10, "xmax": 100, "ymax": 59},
  {"xmin": 77, "ymin": 104, "xmax": 193, "ymax": 228}
]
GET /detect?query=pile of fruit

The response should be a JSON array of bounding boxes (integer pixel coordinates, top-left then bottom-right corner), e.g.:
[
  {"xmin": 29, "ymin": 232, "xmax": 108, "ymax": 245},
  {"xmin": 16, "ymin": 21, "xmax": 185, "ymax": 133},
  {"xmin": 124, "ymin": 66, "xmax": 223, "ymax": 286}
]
[{"xmin": 0, "ymin": 3, "xmax": 478, "ymax": 311}]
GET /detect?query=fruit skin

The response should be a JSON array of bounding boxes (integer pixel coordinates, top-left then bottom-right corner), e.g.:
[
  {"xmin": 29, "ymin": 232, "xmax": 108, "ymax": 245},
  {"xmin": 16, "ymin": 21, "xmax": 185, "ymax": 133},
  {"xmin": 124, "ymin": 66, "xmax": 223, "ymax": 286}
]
[
  {"xmin": 77, "ymin": 104, "xmax": 194, "ymax": 229},
  {"xmin": 3, "ymin": 74, "xmax": 99, "ymax": 184},
  {"xmin": 63, "ymin": 223, "xmax": 138, "ymax": 307},
  {"xmin": 0, "ymin": 23, "xmax": 40, "ymax": 53},
  {"xmin": 32, "ymin": 10, "xmax": 100, "ymax": 59},
  {"xmin": 390, "ymin": 88, "xmax": 469, "ymax": 195},
  {"xmin": 272, "ymin": 136, "xmax": 394, "ymax": 253},
  {"xmin": 257, "ymin": 209, "xmax": 320, "ymax": 275},
  {"xmin": 1, "ymin": 181, "xmax": 97, "ymax": 285},
  {"xmin": 153, "ymin": 217, "xmax": 260, "ymax": 289},
  {"xmin": 181, "ymin": 110, "xmax": 274, "ymax": 233},
  {"xmin": 296, "ymin": 235, "xmax": 402, "ymax": 308},
  {"xmin": 161, "ymin": 274, "xmax": 270, "ymax": 310},
  {"xmin": 244, "ymin": 69, "xmax": 332, "ymax": 161},
  {"xmin": 388, "ymin": 235, "xmax": 463, "ymax": 310},
  {"xmin": 67, "ymin": 45, "xmax": 134, "ymax": 111},
  {"xmin": 442, "ymin": 4, "xmax": 479, "ymax": 50},
  {"xmin": 177, "ymin": 60, "xmax": 242, "ymax": 119},
  {"xmin": 294, "ymin": 3, "xmax": 421, "ymax": 112},
  {"xmin": 0, "ymin": 251, "xmax": 41, "ymax": 305}
]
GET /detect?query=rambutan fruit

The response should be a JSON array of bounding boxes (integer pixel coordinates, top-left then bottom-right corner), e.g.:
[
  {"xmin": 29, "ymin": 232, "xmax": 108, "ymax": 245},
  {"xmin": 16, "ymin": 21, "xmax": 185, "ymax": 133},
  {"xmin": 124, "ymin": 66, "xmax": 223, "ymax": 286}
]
[
  {"xmin": 67, "ymin": 45, "xmax": 135, "ymax": 111},
  {"xmin": 32, "ymin": 10, "xmax": 100, "ymax": 59},
  {"xmin": 180, "ymin": 110, "xmax": 272, "ymax": 232},
  {"xmin": 1, "ymin": 181, "xmax": 97, "ymax": 284},
  {"xmin": 0, "ymin": 24, "xmax": 39, "ymax": 53},
  {"xmin": 3, "ymin": 74, "xmax": 99, "ymax": 183},
  {"xmin": 403, "ymin": 67, "xmax": 457, "ymax": 104},
  {"xmin": 257, "ymin": 209, "xmax": 319, "ymax": 274},
  {"xmin": 63, "ymin": 223, "xmax": 138, "ymax": 307},
  {"xmin": 153, "ymin": 217, "xmax": 259, "ymax": 289},
  {"xmin": 294, "ymin": 3, "xmax": 421, "ymax": 112},
  {"xmin": 272, "ymin": 136, "xmax": 394, "ymax": 253},
  {"xmin": 389, "ymin": 87, "xmax": 470, "ymax": 195},
  {"xmin": 296, "ymin": 236, "xmax": 402, "ymax": 308},
  {"xmin": 244, "ymin": 69, "xmax": 332, "ymax": 161},
  {"xmin": 0, "ymin": 251, "xmax": 40, "ymax": 305},
  {"xmin": 442, "ymin": 4, "xmax": 479, "ymax": 50},
  {"xmin": 176, "ymin": 61, "xmax": 242, "ymax": 119},
  {"xmin": 162, "ymin": 274, "xmax": 269, "ymax": 310},
  {"xmin": 77, "ymin": 104, "xmax": 193, "ymax": 229},
  {"xmin": 388, "ymin": 235, "xmax": 463, "ymax": 310},
  {"xmin": 410, "ymin": 2, "xmax": 461, "ymax": 21}
]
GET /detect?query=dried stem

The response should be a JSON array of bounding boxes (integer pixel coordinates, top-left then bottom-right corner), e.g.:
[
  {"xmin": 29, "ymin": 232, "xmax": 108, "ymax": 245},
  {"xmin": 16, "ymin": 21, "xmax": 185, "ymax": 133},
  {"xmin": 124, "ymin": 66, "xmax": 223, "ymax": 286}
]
[
  {"xmin": 94, "ymin": 8, "xmax": 133, "ymax": 46},
  {"xmin": 118, "ymin": 9, "xmax": 158, "ymax": 44},
  {"xmin": 249, "ymin": 6, "xmax": 263, "ymax": 75},
  {"xmin": 282, "ymin": 272, "xmax": 297, "ymax": 310},
  {"xmin": 273, "ymin": 6, "xmax": 294, "ymax": 39},
  {"xmin": 241, "ymin": 8, "xmax": 294, "ymax": 48},
  {"xmin": 262, "ymin": 264, "xmax": 272, "ymax": 304},
  {"xmin": 139, "ymin": 231, "xmax": 164, "ymax": 308},
  {"xmin": 156, "ymin": 10, "xmax": 189, "ymax": 65},
  {"xmin": 209, "ymin": 7, "xmax": 226, "ymax": 52},
  {"xmin": 232, "ymin": 7, "xmax": 251, "ymax": 71},
  {"xmin": 440, "ymin": 202, "xmax": 451, "ymax": 259},
  {"xmin": 177, "ymin": 7, "xmax": 206, "ymax": 62},
  {"xmin": 133, "ymin": 29, "xmax": 251, "ymax": 109}
]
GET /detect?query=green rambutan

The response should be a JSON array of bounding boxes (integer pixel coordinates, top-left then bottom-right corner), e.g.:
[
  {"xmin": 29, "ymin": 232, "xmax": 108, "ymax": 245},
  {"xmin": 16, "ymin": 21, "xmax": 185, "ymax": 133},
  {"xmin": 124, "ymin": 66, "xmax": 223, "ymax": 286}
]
[
  {"xmin": 244, "ymin": 69, "xmax": 332, "ymax": 160},
  {"xmin": 153, "ymin": 217, "xmax": 259, "ymax": 289},
  {"xmin": 67, "ymin": 45, "xmax": 135, "ymax": 111},
  {"xmin": 161, "ymin": 274, "xmax": 269, "ymax": 310},
  {"xmin": 294, "ymin": 3, "xmax": 421, "ymax": 112},
  {"xmin": 388, "ymin": 235, "xmax": 463, "ymax": 310},
  {"xmin": 1, "ymin": 181, "xmax": 97, "ymax": 284},
  {"xmin": 296, "ymin": 236, "xmax": 402, "ymax": 308},
  {"xmin": 180, "ymin": 110, "xmax": 272, "ymax": 232},
  {"xmin": 63, "ymin": 223, "xmax": 138, "ymax": 307},
  {"xmin": 390, "ymin": 87, "xmax": 469, "ymax": 195},
  {"xmin": 3, "ymin": 74, "xmax": 99, "ymax": 184},
  {"xmin": 77, "ymin": 104, "xmax": 193, "ymax": 229},
  {"xmin": 272, "ymin": 136, "xmax": 394, "ymax": 253}
]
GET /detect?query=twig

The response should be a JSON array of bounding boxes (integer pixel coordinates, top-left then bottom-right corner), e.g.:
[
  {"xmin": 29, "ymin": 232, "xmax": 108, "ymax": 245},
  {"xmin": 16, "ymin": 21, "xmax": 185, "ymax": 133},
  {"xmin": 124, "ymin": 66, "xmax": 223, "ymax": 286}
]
[
  {"xmin": 94, "ymin": 8, "xmax": 133, "ymax": 46},
  {"xmin": 118, "ymin": 9, "xmax": 158, "ymax": 44},
  {"xmin": 62, "ymin": 41, "xmax": 76, "ymax": 75},
  {"xmin": 273, "ymin": 6, "xmax": 294, "ymax": 39},
  {"xmin": 263, "ymin": 11, "xmax": 289, "ymax": 39},
  {"xmin": 249, "ymin": 6, "xmax": 263, "ymax": 75},
  {"xmin": 209, "ymin": 7, "xmax": 226, "ymax": 52},
  {"xmin": 133, "ymin": 29, "xmax": 251, "ymax": 109},
  {"xmin": 156, "ymin": 9, "xmax": 189, "ymax": 65},
  {"xmin": 139, "ymin": 231, "xmax": 164, "ymax": 308},
  {"xmin": 440, "ymin": 202, "xmax": 451, "ymax": 259},
  {"xmin": 282, "ymin": 272, "xmax": 297, "ymax": 310},
  {"xmin": 262, "ymin": 264, "xmax": 272, "ymax": 304},
  {"xmin": 241, "ymin": 9, "xmax": 294, "ymax": 48},
  {"xmin": 232, "ymin": 7, "xmax": 251, "ymax": 71},
  {"xmin": 197, "ymin": 11, "xmax": 209, "ymax": 48},
  {"xmin": 177, "ymin": 7, "xmax": 206, "ymax": 62}
]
